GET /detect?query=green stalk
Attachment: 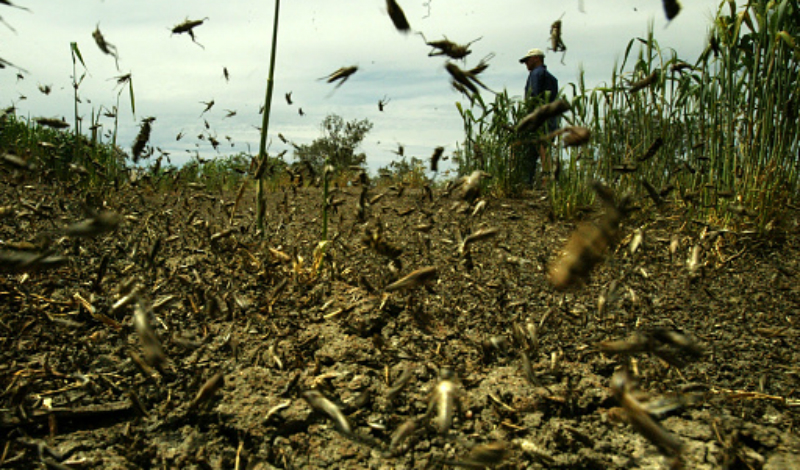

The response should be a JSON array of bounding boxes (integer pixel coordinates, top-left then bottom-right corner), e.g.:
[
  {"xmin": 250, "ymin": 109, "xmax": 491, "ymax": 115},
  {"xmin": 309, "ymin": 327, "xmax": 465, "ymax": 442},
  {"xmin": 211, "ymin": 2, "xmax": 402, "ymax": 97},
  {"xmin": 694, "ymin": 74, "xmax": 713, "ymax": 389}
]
[
  {"xmin": 256, "ymin": 0, "xmax": 281, "ymax": 237},
  {"xmin": 322, "ymin": 162, "xmax": 330, "ymax": 241},
  {"xmin": 112, "ymin": 96, "xmax": 120, "ymax": 150},
  {"xmin": 71, "ymin": 43, "xmax": 81, "ymax": 166}
]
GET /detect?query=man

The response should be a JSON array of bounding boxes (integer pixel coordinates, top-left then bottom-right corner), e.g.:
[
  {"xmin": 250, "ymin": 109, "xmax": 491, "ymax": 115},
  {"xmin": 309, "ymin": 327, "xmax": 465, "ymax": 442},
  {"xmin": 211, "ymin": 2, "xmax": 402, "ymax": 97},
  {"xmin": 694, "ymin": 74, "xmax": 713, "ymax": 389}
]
[{"xmin": 519, "ymin": 48, "xmax": 559, "ymax": 186}]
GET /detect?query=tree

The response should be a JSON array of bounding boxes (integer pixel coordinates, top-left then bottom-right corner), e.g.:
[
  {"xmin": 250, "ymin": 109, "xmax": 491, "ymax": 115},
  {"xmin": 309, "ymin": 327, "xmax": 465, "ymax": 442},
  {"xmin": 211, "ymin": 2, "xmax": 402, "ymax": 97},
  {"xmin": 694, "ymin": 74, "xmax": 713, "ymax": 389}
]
[{"xmin": 293, "ymin": 114, "xmax": 373, "ymax": 173}]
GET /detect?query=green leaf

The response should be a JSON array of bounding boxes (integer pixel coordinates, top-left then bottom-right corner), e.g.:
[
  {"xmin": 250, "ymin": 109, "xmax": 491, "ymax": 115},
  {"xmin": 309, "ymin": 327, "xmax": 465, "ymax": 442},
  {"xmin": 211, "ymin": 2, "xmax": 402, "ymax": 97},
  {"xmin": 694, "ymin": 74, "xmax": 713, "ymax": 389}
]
[
  {"xmin": 70, "ymin": 42, "xmax": 87, "ymax": 69},
  {"xmin": 128, "ymin": 79, "xmax": 136, "ymax": 118},
  {"xmin": 620, "ymin": 38, "xmax": 636, "ymax": 72}
]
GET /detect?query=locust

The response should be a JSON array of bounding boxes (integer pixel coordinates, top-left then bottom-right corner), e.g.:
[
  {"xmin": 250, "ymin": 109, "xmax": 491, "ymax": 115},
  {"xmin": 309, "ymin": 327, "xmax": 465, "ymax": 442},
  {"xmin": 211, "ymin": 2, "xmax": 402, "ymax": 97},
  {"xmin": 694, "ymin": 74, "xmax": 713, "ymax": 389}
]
[
  {"xmin": 65, "ymin": 211, "xmax": 121, "ymax": 238},
  {"xmin": 111, "ymin": 72, "xmax": 132, "ymax": 91},
  {"xmin": 459, "ymin": 227, "xmax": 499, "ymax": 255},
  {"xmin": 321, "ymin": 66, "xmax": 358, "ymax": 89},
  {"xmin": 199, "ymin": 99, "xmax": 214, "ymax": 116},
  {"xmin": 362, "ymin": 223, "xmax": 402, "ymax": 259},
  {"xmin": 208, "ymin": 135, "xmax": 220, "ymax": 152},
  {"xmin": 467, "ymin": 53, "xmax": 494, "ymax": 75},
  {"xmin": 642, "ymin": 178, "xmax": 663, "ymax": 206},
  {"xmin": 455, "ymin": 170, "xmax": 492, "ymax": 202},
  {"xmin": 445, "ymin": 62, "xmax": 491, "ymax": 96},
  {"xmin": 430, "ymin": 146, "xmax": 444, "ymax": 172},
  {"xmin": 687, "ymin": 244, "xmax": 703, "ymax": 277},
  {"xmin": 549, "ymin": 14, "xmax": 567, "ymax": 64},
  {"xmin": 611, "ymin": 371, "xmax": 683, "ymax": 463},
  {"xmin": 133, "ymin": 297, "xmax": 167, "ymax": 371},
  {"xmin": 629, "ymin": 70, "xmax": 659, "ymax": 93},
  {"xmin": 450, "ymin": 80, "xmax": 472, "ymax": 103},
  {"xmin": 378, "ymin": 96, "xmax": 390, "ymax": 111},
  {"xmin": 638, "ymin": 137, "xmax": 663, "ymax": 161},
  {"xmin": 0, "ymin": 15, "xmax": 16, "ymax": 33},
  {"xmin": 513, "ymin": 439, "xmax": 555, "ymax": 465},
  {"xmin": 302, "ymin": 389, "xmax": 352, "ymax": 435},
  {"xmin": 670, "ymin": 61, "xmax": 693, "ymax": 74},
  {"xmin": 386, "ymin": 367, "xmax": 414, "ymax": 400},
  {"xmin": 171, "ymin": 17, "xmax": 208, "ymax": 49},
  {"xmin": 34, "ymin": 117, "xmax": 70, "ymax": 129},
  {"xmin": 516, "ymin": 99, "xmax": 571, "ymax": 133},
  {"xmin": 386, "ymin": 0, "xmax": 410, "ymax": 33},
  {"xmin": 663, "ymin": 0, "xmax": 681, "ymax": 21},
  {"xmin": 598, "ymin": 328, "xmax": 703, "ymax": 368},
  {"xmin": 471, "ymin": 199, "xmax": 487, "ymax": 217},
  {"xmin": 92, "ymin": 24, "xmax": 119, "ymax": 69},
  {"xmin": 0, "ymin": 0, "xmax": 29, "ymax": 11},
  {"xmin": 132, "ymin": 117, "xmax": 155, "ymax": 163},
  {"xmin": 387, "ymin": 419, "xmax": 418, "ymax": 456},
  {"xmin": 427, "ymin": 368, "xmax": 460, "ymax": 435},
  {"xmin": 0, "ymin": 105, "xmax": 14, "ymax": 120},
  {"xmin": 545, "ymin": 126, "xmax": 590, "ymax": 147},
  {"xmin": 421, "ymin": 33, "xmax": 478, "ymax": 60},
  {"xmin": 433, "ymin": 441, "xmax": 510, "ymax": 468},
  {"xmin": 0, "ymin": 250, "xmax": 68, "ymax": 273},
  {"xmin": 548, "ymin": 181, "xmax": 631, "ymax": 290},
  {"xmin": 560, "ymin": 126, "xmax": 590, "ymax": 146},
  {"xmin": 384, "ymin": 266, "xmax": 437, "ymax": 292},
  {"xmin": 223, "ymin": 67, "xmax": 229, "ymax": 81},
  {"xmin": 285, "ymin": 91, "xmax": 292, "ymax": 105},
  {"xmin": 188, "ymin": 371, "xmax": 225, "ymax": 411},
  {"xmin": 3, "ymin": 152, "xmax": 34, "ymax": 169},
  {"xmin": 38, "ymin": 84, "xmax": 51, "ymax": 95}
]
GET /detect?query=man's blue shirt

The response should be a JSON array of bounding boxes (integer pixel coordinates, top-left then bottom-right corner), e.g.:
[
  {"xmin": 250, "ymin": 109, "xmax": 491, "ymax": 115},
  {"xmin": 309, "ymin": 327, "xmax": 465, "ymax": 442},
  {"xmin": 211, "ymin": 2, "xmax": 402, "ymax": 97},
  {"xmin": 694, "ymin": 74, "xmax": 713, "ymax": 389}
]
[
  {"xmin": 525, "ymin": 64, "xmax": 558, "ymax": 103},
  {"xmin": 525, "ymin": 64, "xmax": 559, "ymax": 131}
]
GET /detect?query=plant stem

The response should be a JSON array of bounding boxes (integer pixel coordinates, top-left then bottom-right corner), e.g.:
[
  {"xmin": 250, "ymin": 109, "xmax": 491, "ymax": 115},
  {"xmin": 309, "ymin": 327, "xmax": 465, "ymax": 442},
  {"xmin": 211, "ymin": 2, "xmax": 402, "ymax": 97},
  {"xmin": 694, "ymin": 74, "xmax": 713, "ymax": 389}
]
[{"xmin": 256, "ymin": 0, "xmax": 281, "ymax": 237}]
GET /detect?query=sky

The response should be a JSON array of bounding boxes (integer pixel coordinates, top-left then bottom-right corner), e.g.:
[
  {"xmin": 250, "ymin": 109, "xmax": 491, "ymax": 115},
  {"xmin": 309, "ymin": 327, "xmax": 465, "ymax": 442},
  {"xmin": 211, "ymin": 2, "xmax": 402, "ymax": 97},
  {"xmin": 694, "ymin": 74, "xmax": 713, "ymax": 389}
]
[{"xmin": 1, "ymin": 0, "xmax": 723, "ymax": 175}]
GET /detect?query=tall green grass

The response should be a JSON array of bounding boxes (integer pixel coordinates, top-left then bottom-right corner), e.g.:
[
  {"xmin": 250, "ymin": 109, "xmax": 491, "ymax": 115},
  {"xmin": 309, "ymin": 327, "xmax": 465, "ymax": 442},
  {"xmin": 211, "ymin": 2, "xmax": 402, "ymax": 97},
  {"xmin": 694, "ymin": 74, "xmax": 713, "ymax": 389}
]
[
  {"xmin": 455, "ymin": 91, "xmax": 531, "ymax": 197},
  {"xmin": 458, "ymin": 0, "xmax": 799, "ymax": 231},
  {"xmin": 0, "ymin": 113, "xmax": 127, "ymax": 187},
  {"xmin": 256, "ymin": 0, "xmax": 282, "ymax": 236}
]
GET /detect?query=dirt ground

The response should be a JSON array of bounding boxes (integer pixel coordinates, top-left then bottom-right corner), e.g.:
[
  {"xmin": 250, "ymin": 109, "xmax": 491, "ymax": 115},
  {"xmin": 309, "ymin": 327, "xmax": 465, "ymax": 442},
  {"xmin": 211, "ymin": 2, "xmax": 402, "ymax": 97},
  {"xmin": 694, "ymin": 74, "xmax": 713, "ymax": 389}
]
[{"xmin": 1, "ymin": 172, "xmax": 799, "ymax": 469}]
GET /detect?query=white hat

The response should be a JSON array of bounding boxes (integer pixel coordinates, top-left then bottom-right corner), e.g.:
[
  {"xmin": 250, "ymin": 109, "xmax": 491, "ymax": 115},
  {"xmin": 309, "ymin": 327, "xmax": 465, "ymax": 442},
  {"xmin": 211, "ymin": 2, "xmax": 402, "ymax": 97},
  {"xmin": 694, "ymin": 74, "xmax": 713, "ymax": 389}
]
[{"xmin": 519, "ymin": 48, "xmax": 545, "ymax": 63}]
